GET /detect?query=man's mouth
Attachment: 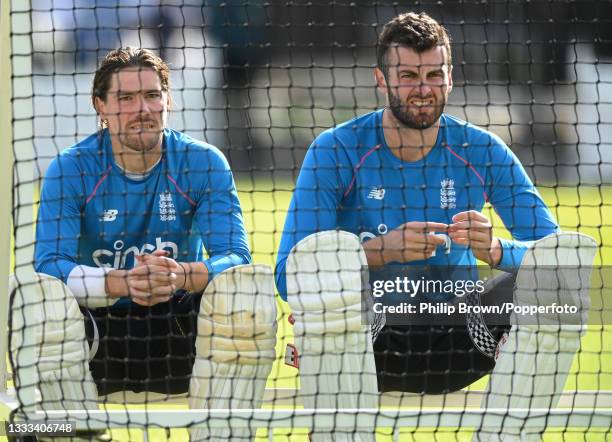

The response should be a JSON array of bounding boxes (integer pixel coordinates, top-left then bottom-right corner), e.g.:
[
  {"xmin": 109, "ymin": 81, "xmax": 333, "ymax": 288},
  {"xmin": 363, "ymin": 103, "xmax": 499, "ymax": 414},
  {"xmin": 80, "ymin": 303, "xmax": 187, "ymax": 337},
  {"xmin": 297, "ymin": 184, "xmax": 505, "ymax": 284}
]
[
  {"xmin": 128, "ymin": 121, "xmax": 156, "ymax": 130},
  {"xmin": 409, "ymin": 98, "xmax": 434, "ymax": 107}
]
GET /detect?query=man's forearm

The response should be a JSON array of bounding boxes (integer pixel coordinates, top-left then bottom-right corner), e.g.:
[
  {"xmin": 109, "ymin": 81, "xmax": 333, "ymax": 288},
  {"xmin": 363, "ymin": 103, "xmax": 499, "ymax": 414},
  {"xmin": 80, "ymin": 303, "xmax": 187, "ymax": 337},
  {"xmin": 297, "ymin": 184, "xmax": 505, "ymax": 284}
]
[
  {"xmin": 106, "ymin": 261, "xmax": 209, "ymax": 297},
  {"xmin": 105, "ymin": 269, "xmax": 130, "ymax": 298},
  {"xmin": 495, "ymin": 237, "xmax": 533, "ymax": 271},
  {"xmin": 488, "ymin": 237, "xmax": 503, "ymax": 268},
  {"xmin": 180, "ymin": 261, "xmax": 209, "ymax": 293},
  {"xmin": 362, "ymin": 237, "xmax": 389, "ymax": 267},
  {"xmin": 66, "ymin": 265, "xmax": 119, "ymax": 308}
]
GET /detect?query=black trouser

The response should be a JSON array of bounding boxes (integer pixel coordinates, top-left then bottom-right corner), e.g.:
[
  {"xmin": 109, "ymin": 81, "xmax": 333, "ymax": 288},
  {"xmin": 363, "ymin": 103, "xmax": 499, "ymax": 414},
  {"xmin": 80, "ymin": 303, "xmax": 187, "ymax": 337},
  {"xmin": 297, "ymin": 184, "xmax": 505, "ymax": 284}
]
[
  {"xmin": 82, "ymin": 292, "xmax": 201, "ymax": 396},
  {"xmin": 374, "ymin": 272, "xmax": 515, "ymax": 394}
]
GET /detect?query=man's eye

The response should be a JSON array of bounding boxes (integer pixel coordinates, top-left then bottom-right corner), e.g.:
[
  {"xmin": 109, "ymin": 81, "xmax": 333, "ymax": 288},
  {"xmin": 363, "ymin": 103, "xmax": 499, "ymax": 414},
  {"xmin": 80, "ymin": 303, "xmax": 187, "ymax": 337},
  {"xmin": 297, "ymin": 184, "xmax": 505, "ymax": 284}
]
[
  {"xmin": 118, "ymin": 95, "xmax": 132, "ymax": 101},
  {"xmin": 147, "ymin": 92, "xmax": 162, "ymax": 99}
]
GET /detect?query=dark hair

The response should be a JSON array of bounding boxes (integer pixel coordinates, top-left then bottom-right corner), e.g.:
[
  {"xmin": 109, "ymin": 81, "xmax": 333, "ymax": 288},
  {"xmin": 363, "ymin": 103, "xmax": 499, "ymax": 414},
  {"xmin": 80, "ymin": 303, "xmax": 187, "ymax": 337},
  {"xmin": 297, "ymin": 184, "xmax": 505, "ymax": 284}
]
[
  {"xmin": 92, "ymin": 47, "xmax": 170, "ymax": 110},
  {"xmin": 377, "ymin": 12, "xmax": 451, "ymax": 76}
]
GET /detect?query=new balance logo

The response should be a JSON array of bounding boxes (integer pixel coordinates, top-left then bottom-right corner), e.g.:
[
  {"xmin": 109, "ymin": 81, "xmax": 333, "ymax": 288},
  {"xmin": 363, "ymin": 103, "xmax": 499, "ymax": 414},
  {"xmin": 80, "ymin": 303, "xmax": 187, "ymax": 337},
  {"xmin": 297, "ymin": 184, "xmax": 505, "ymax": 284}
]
[
  {"xmin": 367, "ymin": 187, "xmax": 386, "ymax": 200},
  {"xmin": 100, "ymin": 209, "xmax": 118, "ymax": 222}
]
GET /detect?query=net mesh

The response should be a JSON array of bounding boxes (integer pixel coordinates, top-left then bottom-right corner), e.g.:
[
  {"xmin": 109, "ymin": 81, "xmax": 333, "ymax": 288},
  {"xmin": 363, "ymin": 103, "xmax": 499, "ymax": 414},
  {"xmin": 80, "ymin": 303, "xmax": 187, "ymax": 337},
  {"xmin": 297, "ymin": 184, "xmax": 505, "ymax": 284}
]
[{"xmin": 4, "ymin": 0, "xmax": 612, "ymax": 440}]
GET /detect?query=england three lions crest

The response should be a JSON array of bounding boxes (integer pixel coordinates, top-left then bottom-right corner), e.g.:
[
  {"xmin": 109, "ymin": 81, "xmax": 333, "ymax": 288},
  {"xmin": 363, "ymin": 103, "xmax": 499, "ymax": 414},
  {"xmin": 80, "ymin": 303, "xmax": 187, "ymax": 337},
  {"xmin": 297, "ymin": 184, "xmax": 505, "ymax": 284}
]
[
  {"xmin": 440, "ymin": 178, "xmax": 456, "ymax": 209},
  {"xmin": 159, "ymin": 191, "xmax": 177, "ymax": 221}
]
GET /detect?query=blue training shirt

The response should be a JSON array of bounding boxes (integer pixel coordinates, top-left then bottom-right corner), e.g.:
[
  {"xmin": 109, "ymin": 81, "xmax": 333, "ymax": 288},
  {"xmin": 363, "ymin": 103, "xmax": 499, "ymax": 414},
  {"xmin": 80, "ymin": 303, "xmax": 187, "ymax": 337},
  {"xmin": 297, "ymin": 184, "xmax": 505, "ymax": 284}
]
[
  {"xmin": 35, "ymin": 128, "xmax": 251, "ymax": 308},
  {"xmin": 275, "ymin": 110, "xmax": 559, "ymax": 301}
]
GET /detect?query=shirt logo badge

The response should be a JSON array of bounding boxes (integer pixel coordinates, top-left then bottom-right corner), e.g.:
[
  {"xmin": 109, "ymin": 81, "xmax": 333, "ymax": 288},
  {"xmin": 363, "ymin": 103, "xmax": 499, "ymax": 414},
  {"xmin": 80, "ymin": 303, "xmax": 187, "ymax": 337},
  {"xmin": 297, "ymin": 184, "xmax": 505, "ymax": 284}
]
[
  {"xmin": 284, "ymin": 343, "xmax": 299, "ymax": 369},
  {"xmin": 159, "ymin": 191, "xmax": 177, "ymax": 221},
  {"xmin": 100, "ymin": 209, "xmax": 118, "ymax": 222},
  {"xmin": 367, "ymin": 187, "xmax": 386, "ymax": 200},
  {"xmin": 440, "ymin": 178, "xmax": 456, "ymax": 209}
]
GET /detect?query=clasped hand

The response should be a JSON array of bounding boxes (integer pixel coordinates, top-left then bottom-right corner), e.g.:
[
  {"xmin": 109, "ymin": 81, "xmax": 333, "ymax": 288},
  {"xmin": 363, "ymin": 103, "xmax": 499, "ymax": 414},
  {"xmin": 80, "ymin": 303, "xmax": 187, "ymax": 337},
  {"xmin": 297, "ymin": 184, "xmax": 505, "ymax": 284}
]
[
  {"xmin": 126, "ymin": 250, "xmax": 185, "ymax": 306},
  {"xmin": 365, "ymin": 210, "xmax": 500, "ymax": 267}
]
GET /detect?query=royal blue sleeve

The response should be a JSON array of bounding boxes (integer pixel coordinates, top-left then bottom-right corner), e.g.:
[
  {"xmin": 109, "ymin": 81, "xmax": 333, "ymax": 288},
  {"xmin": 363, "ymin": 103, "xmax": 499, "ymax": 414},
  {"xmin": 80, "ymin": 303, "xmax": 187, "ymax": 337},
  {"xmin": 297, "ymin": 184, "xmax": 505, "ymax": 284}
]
[
  {"xmin": 486, "ymin": 135, "xmax": 559, "ymax": 270},
  {"xmin": 275, "ymin": 131, "xmax": 352, "ymax": 300},
  {"xmin": 194, "ymin": 149, "xmax": 251, "ymax": 279},
  {"xmin": 34, "ymin": 155, "xmax": 83, "ymax": 282}
]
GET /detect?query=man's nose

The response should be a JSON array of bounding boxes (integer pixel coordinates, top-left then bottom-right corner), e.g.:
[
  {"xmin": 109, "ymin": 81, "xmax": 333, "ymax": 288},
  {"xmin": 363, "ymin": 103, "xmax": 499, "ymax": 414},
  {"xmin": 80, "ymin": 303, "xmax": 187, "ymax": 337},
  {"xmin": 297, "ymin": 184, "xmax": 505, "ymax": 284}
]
[
  {"xmin": 418, "ymin": 80, "xmax": 433, "ymax": 96},
  {"xmin": 138, "ymin": 94, "xmax": 151, "ymax": 113}
]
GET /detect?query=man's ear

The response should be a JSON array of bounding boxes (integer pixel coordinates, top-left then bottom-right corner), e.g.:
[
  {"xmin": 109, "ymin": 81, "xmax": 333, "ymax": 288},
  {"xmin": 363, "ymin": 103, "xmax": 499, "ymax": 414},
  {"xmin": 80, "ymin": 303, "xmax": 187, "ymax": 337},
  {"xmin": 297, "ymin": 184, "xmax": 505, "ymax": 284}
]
[
  {"xmin": 447, "ymin": 64, "xmax": 453, "ymax": 92},
  {"xmin": 375, "ymin": 67, "xmax": 388, "ymax": 94},
  {"xmin": 93, "ymin": 96, "xmax": 105, "ymax": 115}
]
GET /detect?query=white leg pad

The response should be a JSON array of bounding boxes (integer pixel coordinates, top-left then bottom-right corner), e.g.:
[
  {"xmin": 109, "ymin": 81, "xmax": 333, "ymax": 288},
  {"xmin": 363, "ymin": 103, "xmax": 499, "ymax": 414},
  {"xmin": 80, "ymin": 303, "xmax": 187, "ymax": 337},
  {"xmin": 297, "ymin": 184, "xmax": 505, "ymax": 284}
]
[
  {"xmin": 9, "ymin": 273, "xmax": 99, "ymax": 423},
  {"xmin": 476, "ymin": 232, "xmax": 597, "ymax": 441},
  {"xmin": 287, "ymin": 231, "xmax": 378, "ymax": 442},
  {"xmin": 189, "ymin": 264, "xmax": 277, "ymax": 442}
]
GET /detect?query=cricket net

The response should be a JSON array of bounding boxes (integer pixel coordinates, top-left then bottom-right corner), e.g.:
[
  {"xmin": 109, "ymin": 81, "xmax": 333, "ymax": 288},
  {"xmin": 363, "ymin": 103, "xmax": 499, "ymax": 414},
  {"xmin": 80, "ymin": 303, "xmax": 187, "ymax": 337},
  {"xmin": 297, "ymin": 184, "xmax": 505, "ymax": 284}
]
[{"xmin": 1, "ymin": 1, "xmax": 611, "ymax": 440}]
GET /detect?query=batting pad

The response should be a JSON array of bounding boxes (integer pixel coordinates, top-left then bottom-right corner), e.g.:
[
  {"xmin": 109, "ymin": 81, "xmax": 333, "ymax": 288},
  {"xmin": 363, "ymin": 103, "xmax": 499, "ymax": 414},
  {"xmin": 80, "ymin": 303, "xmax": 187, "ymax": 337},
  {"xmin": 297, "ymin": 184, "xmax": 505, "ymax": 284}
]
[
  {"xmin": 9, "ymin": 273, "xmax": 99, "ymax": 437},
  {"xmin": 476, "ymin": 232, "xmax": 597, "ymax": 441},
  {"xmin": 189, "ymin": 264, "xmax": 277, "ymax": 442},
  {"xmin": 287, "ymin": 230, "xmax": 378, "ymax": 442}
]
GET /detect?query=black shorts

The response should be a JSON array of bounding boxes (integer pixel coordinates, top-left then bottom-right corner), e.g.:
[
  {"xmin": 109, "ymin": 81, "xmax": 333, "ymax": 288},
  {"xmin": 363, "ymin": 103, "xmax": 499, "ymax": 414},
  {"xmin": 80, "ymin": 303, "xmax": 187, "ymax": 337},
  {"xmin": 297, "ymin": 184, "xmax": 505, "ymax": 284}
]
[
  {"xmin": 373, "ymin": 272, "xmax": 515, "ymax": 394},
  {"xmin": 82, "ymin": 292, "xmax": 201, "ymax": 396}
]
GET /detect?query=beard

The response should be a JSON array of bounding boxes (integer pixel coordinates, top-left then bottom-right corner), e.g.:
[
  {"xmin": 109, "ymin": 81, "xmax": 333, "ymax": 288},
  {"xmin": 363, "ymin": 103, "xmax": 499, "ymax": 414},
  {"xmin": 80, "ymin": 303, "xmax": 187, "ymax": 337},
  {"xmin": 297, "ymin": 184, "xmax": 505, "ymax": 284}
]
[
  {"xmin": 387, "ymin": 88, "xmax": 446, "ymax": 129},
  {"xmin": 120, "ymin": 119, "xmax": 164, "ymax": 152},
  {"xmin": 121, "ymin": 131, "xmax": 163, "ymax": 152}
]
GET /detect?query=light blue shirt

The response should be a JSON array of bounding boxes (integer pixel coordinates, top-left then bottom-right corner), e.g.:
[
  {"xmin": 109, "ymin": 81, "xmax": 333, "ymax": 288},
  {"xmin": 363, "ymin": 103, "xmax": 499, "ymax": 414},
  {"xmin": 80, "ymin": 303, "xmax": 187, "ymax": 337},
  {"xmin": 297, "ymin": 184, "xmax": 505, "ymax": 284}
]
[
  {"xmin": 35, "ymin": 128, "xmax": 251, "ymax": 308},
  {"xmin": 275, "ymin": 110, "xmax": 558, "ymax": 301}
]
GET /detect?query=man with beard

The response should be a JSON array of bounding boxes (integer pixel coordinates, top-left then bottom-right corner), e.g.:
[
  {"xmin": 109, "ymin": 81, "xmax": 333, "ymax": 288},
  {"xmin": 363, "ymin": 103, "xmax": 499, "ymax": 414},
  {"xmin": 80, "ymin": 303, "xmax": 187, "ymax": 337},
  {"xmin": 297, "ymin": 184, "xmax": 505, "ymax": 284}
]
[
  {"xmin": 27, "ymin": 47, "xmax": 277, "ymax": 440},
  {"xmin": 275, "ymin": 11, "xmax": 559, "ymax": 302},
  {"xmin": 273, "ymin": 12, "xmax": 595, "ymax": 441}
]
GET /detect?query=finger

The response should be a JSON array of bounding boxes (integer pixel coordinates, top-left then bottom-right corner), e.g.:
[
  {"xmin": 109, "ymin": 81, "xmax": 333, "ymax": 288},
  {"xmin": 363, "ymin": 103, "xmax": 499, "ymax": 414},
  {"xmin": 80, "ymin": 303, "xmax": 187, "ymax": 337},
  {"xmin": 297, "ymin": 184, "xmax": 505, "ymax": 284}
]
[
  {"xmin": 129, "ymin": 278, "xmax": 176, "ymax": 292},
  {"xmin": 408, "ymin": 242, "xmax": 437, "ymax": 254},
  {"xmin": 450, "ymin": 237, "xmax": 469, "ymax": 247},
  {"xmin": 129, "ymin": 268, "xmax": 178, "ymax": 278},
  {"xmin": 128, "ymin": 287, "xmax": 152, "ymax": 298},
  {"xmin": 128, "ymin": 279, "xmax": 151, "ymax": 292},
  {"xmin": 131, "ymin": 294, "xmax": 171, "ymax": 307},
  {"xmin": 128, "ymin": 279, "xmax": 161, "ymax": 294},
  {"xmin": 139, "ymin": 250, "xmax": 170, "ymax": 258},
  {"xmin": 134, "ymin": 255, "xmax": 146, "ymax": 267},
  {"xmin": 450, "ymin": 211, "xmax": 475, "ymax": 222},
  {"xmin": 405, "ymin": 232, "xmax": 448, "ymax": 246},
  {"xmin": 151, "ymin": 249, "xmax": 170, "ymax": 257},
  {"xmin": 128, "ymin": 273, "xmax": 177, "ymax": 285},
  {"xmin": 135, "ymin": 254, "xmax": 173, "ymax": 263},
  {"xmin": 450, "ymin": 236, "xmax": 489, "ymax": 249},
  {"xmin": 129, "ymin": 264, "xmax": 175, "ymax": 276},
  {"xmin": 468, "ymin": 230, "xmax": 493, "ymax": 242},
  {"xmin": 448, "ymin": 228, "xmax": 468, "ymax": 237},
  {"xmin": 451, "ymin": 210, "xmax": 488, "ymax": 223},
  {"xmin": 149, "ymin": 285, "xmax": 176, "ymax": 296},
  {"xmin": 402, "ymin": 221, "xmax": 449, "ymax": 232},
  {"xmin": 404, "ymin": 242, "xmax": 441, "ymax": 252},
  {"xmin": 134, "ymin": 257, "xmax": 175, "ymax": 269},
  {"xmin": 152, "ymin": 272, "xmax": 178, "ymax": 282},
  {"xmin": 448, "ymin": 230, "xmax": 474, "ymax": 241},
  {"xmin": 409, "ymin": 241, "xmax": 442, "ymax": 252},
  {"xmin": 139, "ymin": 250, "xmax": 170, "ymax": 261},
  {"xmin": 448, "ymin": 229, "xmax": 493, "ymax": 243},
  {"xmin": 131, "ymin": 296, "xmax": 150, "ymax": 306},
  {"xmin": 449, "ymin": 220, "xmax": 491, "ymax": 231},
  {"xmin": 131, "ymin": 272, "xmax": 178, "ymax": 284}
]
